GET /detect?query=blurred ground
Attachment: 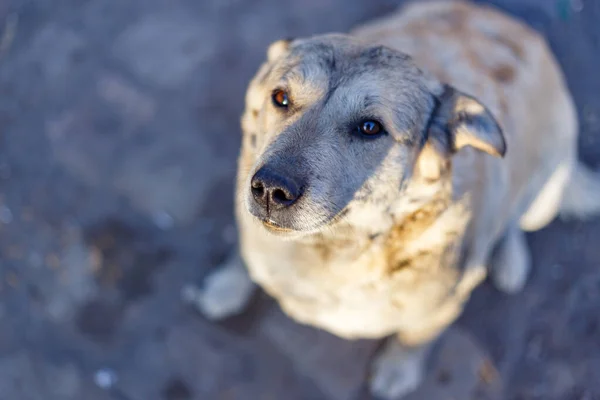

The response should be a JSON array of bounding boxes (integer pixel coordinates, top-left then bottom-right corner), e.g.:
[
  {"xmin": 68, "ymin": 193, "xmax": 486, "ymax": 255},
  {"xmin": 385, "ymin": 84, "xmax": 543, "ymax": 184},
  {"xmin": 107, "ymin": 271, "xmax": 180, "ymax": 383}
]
[{"xmin": 0, "ymin": 0, "xmax": 599, "ymax": 399}]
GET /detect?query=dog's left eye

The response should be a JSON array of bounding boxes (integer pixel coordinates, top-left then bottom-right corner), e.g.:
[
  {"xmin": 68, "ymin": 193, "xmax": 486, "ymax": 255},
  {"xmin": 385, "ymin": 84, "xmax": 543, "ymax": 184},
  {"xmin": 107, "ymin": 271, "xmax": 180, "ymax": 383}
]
[
  {"xmin": 272, "ymin": 89, "xmax": 290, "ymax": 108},
  {"xmin": 358, "ymin": 120, "xmax": 384, "ymax": 136}
]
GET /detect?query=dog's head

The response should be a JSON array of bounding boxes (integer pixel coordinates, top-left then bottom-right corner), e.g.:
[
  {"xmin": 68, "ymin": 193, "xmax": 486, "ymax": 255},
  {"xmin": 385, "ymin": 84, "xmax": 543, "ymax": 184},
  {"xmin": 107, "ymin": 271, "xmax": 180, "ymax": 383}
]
[{"xmin": 238, "ymin": 34, "xmax": 505, "ymax": 236}]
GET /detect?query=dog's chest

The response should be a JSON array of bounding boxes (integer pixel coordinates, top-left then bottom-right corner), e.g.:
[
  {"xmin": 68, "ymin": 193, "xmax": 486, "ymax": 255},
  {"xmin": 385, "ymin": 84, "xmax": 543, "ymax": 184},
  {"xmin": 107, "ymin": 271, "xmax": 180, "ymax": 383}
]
[{"xmin": 243, "ymin": 201, "xmax": 470, "ymax": 339}]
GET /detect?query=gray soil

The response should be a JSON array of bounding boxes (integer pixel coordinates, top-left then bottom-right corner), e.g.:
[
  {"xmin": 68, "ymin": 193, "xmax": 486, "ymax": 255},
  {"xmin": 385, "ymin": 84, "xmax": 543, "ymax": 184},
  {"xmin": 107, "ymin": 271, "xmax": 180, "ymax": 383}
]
[{"xmin": 0, "ymin": 0, "xmax": 599, "ymax": 399}]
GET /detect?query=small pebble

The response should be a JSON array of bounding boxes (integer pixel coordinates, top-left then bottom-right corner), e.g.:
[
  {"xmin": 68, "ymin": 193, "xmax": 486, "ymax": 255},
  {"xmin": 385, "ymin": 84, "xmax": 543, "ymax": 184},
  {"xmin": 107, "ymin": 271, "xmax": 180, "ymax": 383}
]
[
  {"xmin": 0, "ymin": 206, "xmax": 13, "ymax": 224},
  {"xmin": 46, "ymin": 253, "xmax": 61, "ymax": 269},
  {"xmin": 152, "ymin": 210, "xmax": 175, "ymax": 230},
  {"xmin": 6, "ymin": 272, "xmax": 18, "ymax": 287},
  {"xmin": 94, "ymin": 368, "xmax": 118, "ymax": 390},
  {"xmin": 478, "ymin": 359, "xmax": 497, "ymax": 384}
]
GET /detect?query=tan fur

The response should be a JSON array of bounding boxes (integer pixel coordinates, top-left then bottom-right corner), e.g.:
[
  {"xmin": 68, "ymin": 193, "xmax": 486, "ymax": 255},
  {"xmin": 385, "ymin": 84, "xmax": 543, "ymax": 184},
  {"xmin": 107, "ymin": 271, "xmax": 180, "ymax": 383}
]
[{"xmin": 198, "ymin": 2, "xmax": 600, "ymax": 398}]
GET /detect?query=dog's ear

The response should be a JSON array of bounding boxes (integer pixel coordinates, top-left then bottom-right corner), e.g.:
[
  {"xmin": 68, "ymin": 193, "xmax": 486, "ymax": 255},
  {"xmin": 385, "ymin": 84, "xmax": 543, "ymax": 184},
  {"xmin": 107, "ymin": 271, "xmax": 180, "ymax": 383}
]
[
  {"xmin": 426, "ymin": 84, "xmax": 506, "ymax": 158},
  {"xmin": 267, "ymin": 38, "xmax": 294, "ymax": 62}
]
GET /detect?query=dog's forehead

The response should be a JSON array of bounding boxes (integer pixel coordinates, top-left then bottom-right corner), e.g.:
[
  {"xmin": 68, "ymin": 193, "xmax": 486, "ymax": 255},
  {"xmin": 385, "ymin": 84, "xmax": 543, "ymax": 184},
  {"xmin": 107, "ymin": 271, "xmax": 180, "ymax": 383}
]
[
  {"xmin": 284, "ymin": 37, "xmax": 416, "ymax": 84},
  {"xmin": 267, "ymin": 38, "xmax": 432, "ymax": 118}
]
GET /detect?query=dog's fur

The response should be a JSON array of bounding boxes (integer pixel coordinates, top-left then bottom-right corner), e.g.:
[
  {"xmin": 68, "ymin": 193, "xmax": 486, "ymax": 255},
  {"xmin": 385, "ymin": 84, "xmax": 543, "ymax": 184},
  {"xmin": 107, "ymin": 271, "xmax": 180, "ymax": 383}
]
[{"xmin": 198, "ymin": 1, "xmax": 600, "ymax": 398}]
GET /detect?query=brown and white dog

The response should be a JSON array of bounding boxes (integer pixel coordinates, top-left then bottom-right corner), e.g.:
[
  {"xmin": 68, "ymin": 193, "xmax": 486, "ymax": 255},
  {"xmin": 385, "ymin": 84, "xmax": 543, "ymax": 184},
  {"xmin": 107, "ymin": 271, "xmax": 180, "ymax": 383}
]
[{"xmin": 195, "ymin": 1, "xmax": 600, "ymax": 398}]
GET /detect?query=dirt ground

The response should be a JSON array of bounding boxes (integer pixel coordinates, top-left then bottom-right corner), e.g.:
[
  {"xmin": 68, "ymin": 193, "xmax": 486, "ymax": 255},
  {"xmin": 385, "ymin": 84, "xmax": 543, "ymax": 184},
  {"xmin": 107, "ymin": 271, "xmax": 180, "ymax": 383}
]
[{"xmin": 1, "ymin": 0, "xmax": 599, "ymax": 399}]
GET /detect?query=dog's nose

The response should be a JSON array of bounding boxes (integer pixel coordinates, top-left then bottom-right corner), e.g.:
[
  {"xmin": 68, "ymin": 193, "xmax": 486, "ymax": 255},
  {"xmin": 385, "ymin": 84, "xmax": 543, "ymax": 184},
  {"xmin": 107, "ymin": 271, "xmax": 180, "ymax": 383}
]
[{"xmin": 251, "ymin": 167, "xmax": 303, "ymax": 210}]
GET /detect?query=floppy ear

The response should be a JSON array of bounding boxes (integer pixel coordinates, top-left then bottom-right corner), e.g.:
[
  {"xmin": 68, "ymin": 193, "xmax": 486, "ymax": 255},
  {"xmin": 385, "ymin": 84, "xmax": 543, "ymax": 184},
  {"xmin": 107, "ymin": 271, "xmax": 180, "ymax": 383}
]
[
  {"xmin": 427, "ymin": 84, "xmax": 506, "ymax": 158},
  {"xmin": 267, "ymin": 38, "xmax": 294, "ymax": 62}
]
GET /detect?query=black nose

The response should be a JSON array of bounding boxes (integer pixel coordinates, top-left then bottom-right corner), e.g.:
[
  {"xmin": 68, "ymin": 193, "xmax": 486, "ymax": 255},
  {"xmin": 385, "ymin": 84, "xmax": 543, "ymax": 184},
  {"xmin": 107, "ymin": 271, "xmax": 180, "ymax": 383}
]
[{"xmin": 251, "ymin": 167, "xmax": 303, "ymax": 210}]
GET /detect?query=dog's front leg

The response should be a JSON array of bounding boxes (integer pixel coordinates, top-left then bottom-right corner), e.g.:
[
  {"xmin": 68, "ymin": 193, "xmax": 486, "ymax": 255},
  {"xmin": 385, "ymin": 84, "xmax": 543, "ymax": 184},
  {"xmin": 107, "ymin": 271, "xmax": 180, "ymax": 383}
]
[
  {"xmin": 183, "ymin": 249, "xmax": 256, "ymax": 320},
  {"xmin": 490, "ymin": 224, "xmax": 531, "ymax": 294},
  {"xmin": 369, "ymin": 335, "xmax": 434, "ymax": 400},
  {"xmin": 369, "ymin": 296, "xmax": 466, "ymax": 399}
]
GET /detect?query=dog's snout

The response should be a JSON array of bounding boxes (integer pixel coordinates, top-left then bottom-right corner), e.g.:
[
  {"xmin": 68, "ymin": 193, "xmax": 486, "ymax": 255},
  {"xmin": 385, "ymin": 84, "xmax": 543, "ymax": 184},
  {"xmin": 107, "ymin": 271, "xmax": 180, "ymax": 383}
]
[{"xmin": 251, "ymin": 167, "xmax": 303, "ymax": 210}]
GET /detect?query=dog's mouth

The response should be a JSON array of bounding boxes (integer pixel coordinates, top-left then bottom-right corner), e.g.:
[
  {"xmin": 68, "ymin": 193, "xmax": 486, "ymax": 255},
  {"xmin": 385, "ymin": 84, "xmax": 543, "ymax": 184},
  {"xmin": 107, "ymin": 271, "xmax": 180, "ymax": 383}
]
[
  {"xmin": 260, "ymin": 219, "xmax": 296, "ymax": 235},
  {"xmin": 262, "ymin": 219, "xmax": 292, "ymax": 231},
  {"xmin": 256, "ymin": 206, "xmax": 350, "ymax": 237}
]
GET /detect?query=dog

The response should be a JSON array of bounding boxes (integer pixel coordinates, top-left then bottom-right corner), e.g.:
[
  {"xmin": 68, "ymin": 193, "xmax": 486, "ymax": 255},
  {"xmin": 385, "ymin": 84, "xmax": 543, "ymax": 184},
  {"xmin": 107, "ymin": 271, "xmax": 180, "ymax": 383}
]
[{"xmin": 194, "ymin": 1, "xmax": 600, "ymax": 398}]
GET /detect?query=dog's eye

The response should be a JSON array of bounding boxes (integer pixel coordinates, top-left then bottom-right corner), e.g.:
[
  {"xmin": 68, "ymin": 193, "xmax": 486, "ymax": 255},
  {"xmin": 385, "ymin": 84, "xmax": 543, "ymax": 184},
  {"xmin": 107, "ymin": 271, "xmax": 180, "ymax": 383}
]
[
  {"xmin": 358, "ymin": 120, "xmax": 383, "ymax": 136},
  {"xmin": 272, "ymin": 89, "xmax": 289, "ymax": 108}
]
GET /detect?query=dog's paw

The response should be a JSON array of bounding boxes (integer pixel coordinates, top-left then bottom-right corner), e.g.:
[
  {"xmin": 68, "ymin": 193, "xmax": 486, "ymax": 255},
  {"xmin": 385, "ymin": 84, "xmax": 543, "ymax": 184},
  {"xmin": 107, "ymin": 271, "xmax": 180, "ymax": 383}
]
[
  {"xmin": 492, "ymin": 261, "xmax": 528, "ymax": 294},
  {"xmin": 369, "ymin": 340, "xmax": 426, "ymax": 400},
  {"xmin": 181, "ymin": 260, "xmax": 255, "ymax": 320},
  {"xmin": 491, "ymin": 228, "xmax": 531, "ymax": 294}
]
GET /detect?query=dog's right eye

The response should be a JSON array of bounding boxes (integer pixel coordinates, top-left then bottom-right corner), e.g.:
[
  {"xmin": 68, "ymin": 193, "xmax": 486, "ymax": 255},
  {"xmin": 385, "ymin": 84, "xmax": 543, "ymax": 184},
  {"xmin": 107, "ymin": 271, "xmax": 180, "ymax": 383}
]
[
  {"xmin": 272, "ymin": 89, "xmax": 290, "ymax": 108},
  {"xmin": 357, "ymin": 120, "xmax": 385, "ymax": 137}
]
